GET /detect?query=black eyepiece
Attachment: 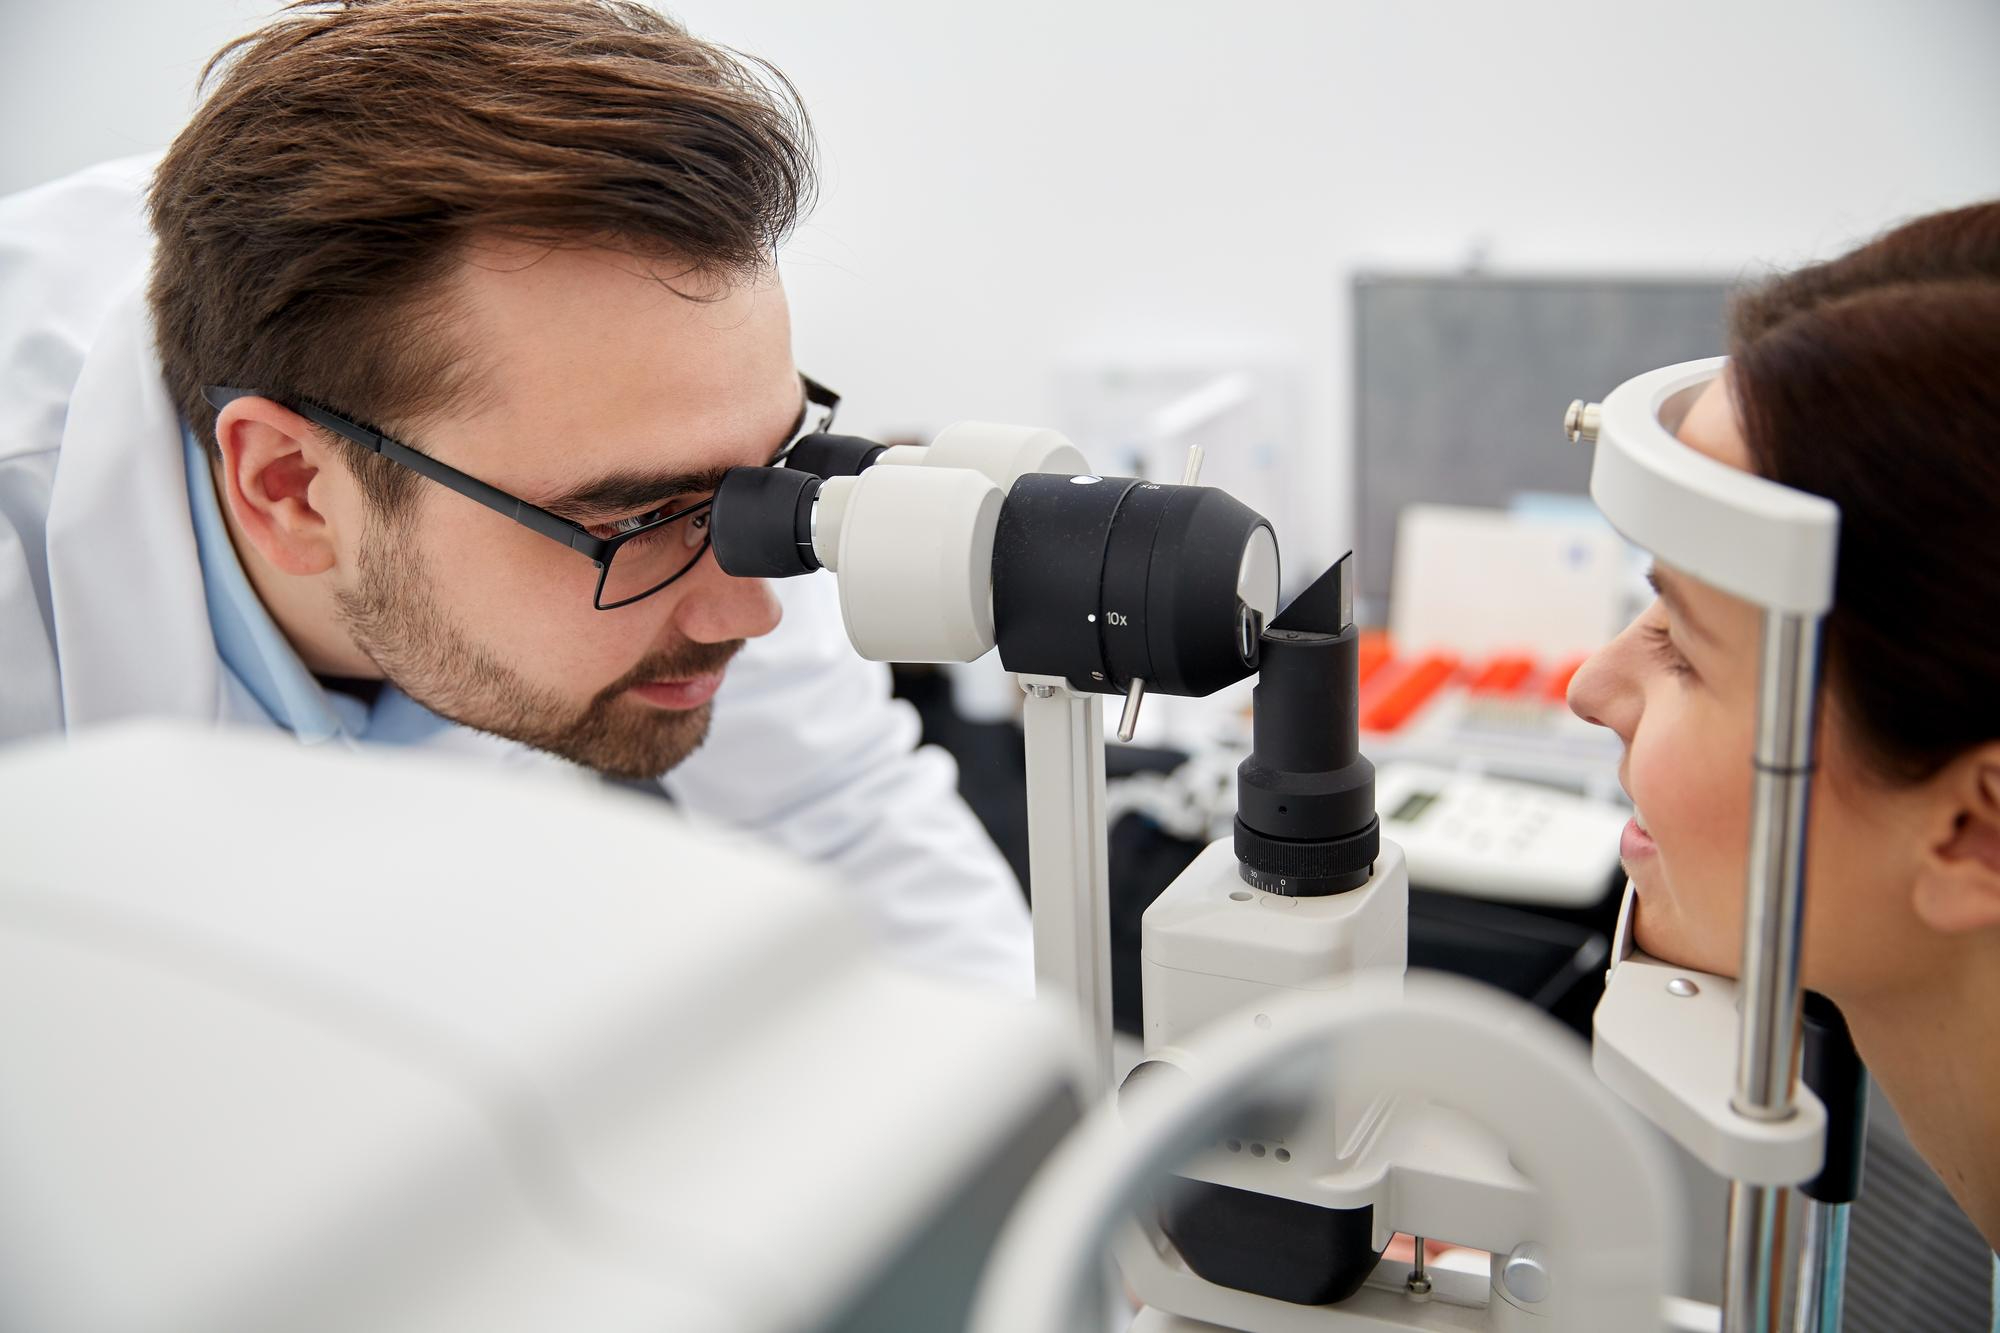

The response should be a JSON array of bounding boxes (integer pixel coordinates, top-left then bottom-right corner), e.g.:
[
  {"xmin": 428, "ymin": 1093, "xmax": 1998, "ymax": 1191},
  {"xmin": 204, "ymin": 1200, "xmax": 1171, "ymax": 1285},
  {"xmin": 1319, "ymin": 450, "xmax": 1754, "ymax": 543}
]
[
  {"xmin": 784, "ymin": 433, "xmax": 888, "ymax": 480},
  {"xmin": 710, "ymin": 465, "xmax": 822, "ymax": 578}
]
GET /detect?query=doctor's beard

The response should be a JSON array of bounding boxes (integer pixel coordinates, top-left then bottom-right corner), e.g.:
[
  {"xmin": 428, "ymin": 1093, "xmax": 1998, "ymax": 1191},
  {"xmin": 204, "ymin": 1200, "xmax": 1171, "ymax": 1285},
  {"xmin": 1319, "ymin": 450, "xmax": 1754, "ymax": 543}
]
[{"xmin": 332, "ymin": 525, "xmax": 739, "ymax": 780}]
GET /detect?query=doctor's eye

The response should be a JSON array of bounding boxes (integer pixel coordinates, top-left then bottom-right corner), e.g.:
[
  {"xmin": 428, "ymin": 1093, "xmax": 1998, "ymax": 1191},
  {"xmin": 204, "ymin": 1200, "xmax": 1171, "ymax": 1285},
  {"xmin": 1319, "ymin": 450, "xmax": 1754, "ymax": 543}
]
[
  {"xmin": 589, "ymin": 497, "xmax": 710, "ymax": 546},
  {"xmin": 587, "ymin": 506, "xmax": 670, "ymax": 540},
  {"xmin": 605, "ymin": 510, "xmax": 666, "ymax": 537}
]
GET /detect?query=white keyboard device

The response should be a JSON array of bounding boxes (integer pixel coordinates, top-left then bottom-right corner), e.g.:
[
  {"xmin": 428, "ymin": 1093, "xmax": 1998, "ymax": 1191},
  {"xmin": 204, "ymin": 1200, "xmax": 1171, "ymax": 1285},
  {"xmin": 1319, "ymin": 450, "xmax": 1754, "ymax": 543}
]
[{"xmin": 1375, "ymin": 761, "xmax": 1629, "ymax": 907}]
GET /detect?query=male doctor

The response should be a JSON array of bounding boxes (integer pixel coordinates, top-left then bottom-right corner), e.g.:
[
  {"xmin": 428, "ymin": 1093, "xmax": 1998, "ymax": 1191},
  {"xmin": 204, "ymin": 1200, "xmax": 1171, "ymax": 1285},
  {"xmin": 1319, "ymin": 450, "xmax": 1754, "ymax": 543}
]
[{"xmin": 0, "ymin": 0, "xmax": 1032, "ymax": 994}]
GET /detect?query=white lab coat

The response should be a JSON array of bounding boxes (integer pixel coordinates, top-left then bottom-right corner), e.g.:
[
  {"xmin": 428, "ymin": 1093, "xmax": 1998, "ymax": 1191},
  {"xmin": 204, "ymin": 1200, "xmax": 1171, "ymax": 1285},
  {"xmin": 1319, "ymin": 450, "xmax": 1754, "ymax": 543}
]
[{"xmin": 0, "ymin": 157, "xmax": 1033, "ymax": 996}]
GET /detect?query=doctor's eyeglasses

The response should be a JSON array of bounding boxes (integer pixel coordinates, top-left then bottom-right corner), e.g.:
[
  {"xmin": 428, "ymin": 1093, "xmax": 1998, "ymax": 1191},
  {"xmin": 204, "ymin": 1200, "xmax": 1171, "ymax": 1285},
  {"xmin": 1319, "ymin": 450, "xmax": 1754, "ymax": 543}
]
[{"xmin": 200, "ymin": 377, "xmax": 839, "ymax": 610}]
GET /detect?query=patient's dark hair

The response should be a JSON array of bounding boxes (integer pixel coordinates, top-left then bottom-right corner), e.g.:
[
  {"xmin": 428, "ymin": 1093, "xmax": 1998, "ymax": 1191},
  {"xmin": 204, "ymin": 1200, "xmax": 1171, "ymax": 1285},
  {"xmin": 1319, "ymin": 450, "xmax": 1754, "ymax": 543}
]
[
  {"xmin": 1728, "ymin": 200, "xmax": 2000, "ymax": 782},
  {"xmin": 149, "ymin": 0, "xmax": 815, "ymax": 514}
]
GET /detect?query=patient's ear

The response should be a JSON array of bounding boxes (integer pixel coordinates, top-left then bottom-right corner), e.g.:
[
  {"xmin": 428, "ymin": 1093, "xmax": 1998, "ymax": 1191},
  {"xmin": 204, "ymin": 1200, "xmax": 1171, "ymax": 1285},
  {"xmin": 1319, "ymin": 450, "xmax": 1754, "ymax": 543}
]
[
  {"xmin": 1911, "ymin": 749, "xmax": 2000, "ymax": 935},
  {"xmin": 210, "ymin": 397, "xmax": 340, "ymax": 576}
]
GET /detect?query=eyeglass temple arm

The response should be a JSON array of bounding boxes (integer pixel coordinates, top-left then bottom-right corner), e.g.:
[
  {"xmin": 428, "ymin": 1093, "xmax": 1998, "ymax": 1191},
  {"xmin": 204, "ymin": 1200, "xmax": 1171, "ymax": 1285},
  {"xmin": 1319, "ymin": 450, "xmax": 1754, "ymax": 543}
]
[
  {"xmin": 801, "ymin": 373, "xmax": 840, "ymax": 413},
  {"xmin": 202, "ymin": 386, "xmax": 611, "ymax": 561}
]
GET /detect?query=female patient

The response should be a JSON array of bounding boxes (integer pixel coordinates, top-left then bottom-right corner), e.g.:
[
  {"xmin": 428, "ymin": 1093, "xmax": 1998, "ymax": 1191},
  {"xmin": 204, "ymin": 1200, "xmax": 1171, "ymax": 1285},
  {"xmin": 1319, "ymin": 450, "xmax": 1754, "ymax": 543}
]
[{"xmin": 1565, "ymin": 200, "xmax": 2000, "ymax": 1252}]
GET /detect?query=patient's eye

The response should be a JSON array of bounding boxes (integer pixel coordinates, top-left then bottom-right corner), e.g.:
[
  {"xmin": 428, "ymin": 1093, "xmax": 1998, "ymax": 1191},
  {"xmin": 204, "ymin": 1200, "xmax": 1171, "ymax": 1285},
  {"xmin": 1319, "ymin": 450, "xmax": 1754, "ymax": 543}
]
[{"xmin": 1644, "ymin": 623, "xmax": 1695, "ymax": 679}]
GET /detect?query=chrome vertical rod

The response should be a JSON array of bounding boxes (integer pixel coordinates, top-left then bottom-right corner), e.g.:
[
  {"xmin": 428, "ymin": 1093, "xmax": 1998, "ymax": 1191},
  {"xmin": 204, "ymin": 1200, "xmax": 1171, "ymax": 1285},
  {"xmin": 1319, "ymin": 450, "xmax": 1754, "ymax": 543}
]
[
  {"xmin": 1723, "ymin": 609, "xmax": 1824, "ymax": 1332},
  {"xmin": 1733, "ymin": 611, "xmax": 1819, "ymax": 1119},
  {"xmin": 1725, "ymin": 1183, "xmax": 1791, "ymax": 1331},
  {"xmin": 1793, "ymin": 1199, "xmax": 1851, "ymax": 1332}
]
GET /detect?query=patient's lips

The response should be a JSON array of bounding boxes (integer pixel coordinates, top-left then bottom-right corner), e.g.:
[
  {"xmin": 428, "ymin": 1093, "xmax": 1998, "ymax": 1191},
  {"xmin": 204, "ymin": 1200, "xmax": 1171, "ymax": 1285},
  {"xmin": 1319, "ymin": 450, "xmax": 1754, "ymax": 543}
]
[{"xmin": 1621, "ymin": 806, "xmax": 1657, "ymax": 864}]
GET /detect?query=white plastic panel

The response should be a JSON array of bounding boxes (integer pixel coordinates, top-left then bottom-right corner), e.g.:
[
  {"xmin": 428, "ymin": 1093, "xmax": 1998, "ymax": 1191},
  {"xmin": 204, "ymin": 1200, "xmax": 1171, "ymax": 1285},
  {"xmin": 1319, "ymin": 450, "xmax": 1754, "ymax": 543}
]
[
  {"xmin": 924, "ymin": 421, "xmax": 1089, "ymax": 490},
  {"xmin": 1590, "ymin": 357, "xmax": 1839, "ymax": 615},
  {"xmin": 1594, "ymin": 953, "xmax": 1827, "ymax": 1185},
  {"xmin": 1141, "ymin": 840, "xmax": 1410, "ymax": 993},
  {"xmin": 0, "ymin": 725, "xmax": 1086, "ymax": 1333},
  {"xmin": 834, "ymin": 463, "xmax": 1003, "ymax": 662}
]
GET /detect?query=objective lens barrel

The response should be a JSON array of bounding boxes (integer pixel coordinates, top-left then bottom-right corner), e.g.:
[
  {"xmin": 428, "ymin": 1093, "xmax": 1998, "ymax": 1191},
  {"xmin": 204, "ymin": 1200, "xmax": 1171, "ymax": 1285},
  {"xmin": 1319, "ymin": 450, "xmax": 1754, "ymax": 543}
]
[
  {"xmin": 1233, "ymin": 559, "xmax": 1378, "ymax": 897},
  {"xmin": 992, "ymin": 474, "xmax": 1272, "ymax": 697}
]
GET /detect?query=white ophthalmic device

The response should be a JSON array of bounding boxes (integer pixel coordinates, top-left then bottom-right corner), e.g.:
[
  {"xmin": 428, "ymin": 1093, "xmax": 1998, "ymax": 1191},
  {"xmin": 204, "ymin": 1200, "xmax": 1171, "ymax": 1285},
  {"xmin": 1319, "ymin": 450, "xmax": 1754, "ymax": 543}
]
[{"xmin": 704, "ymin": 353, "xmax": 1855, "ymax": 1333}]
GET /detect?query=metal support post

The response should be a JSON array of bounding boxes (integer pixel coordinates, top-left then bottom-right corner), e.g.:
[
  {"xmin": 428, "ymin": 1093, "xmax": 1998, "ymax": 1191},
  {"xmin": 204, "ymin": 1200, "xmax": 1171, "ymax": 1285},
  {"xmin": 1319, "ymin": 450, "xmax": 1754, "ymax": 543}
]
[
  {"xmin": 1021, "ymin": 678, "xmax": 1115, "ymax": 1100},
  {"xmin": 1793, "ymin": 1199, "xmax": 1851, "ymax": 1332},
  {"xmin": 1725, "ymin": 1183, "xmax": 1792, "ymax": 1332},
  {"xmin": 1722, "ymin": 610, "xmax": 1822, "ymax": 1332}
]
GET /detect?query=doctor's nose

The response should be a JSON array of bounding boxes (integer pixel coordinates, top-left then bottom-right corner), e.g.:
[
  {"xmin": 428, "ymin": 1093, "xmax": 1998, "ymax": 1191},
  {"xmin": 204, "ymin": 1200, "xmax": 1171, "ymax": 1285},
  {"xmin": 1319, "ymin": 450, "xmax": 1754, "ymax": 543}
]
[{"xmin": 671, "ymin": 556, "xmax": 783, "ymax": 646}]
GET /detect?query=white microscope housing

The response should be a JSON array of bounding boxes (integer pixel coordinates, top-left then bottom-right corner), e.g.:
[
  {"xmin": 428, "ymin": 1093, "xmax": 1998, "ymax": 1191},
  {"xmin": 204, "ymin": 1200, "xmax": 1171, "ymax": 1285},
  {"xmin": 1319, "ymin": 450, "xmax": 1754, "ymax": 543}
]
[
  {"xmin": 1120, "ymin": 558, "xmax": 1640, "ymax": 1332},
  {"xmin": 0, "ymin": 726, "xmax": 1089, "ymax": 1333}
]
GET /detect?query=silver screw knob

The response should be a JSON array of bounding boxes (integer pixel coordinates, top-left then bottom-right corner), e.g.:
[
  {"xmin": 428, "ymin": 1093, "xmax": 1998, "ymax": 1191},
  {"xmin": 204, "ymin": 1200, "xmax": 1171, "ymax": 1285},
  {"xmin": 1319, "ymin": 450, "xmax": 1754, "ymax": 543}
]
[
  {"xmin": 1564, "ymin": 399, "xmax": 1603, "ymax": 445},
  {"xmin": 1405, "ymin": 1236, "xmax": 1433, "ymax": 1301},
  {"xmin": 1503, "ymin": 1243, "xmax": 1551, "ymax": 1305}
]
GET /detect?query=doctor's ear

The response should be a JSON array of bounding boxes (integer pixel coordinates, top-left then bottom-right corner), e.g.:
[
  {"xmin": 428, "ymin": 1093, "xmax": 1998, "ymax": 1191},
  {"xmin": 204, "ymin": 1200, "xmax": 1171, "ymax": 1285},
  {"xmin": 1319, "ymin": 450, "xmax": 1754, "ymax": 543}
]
[
  {"xmin": 209, "ymin": 396, "xmax": 343, "ymax": 576},
  {"xmin": 1911, "ymin": 748, "xmax": 2000, "ymax": 937}
]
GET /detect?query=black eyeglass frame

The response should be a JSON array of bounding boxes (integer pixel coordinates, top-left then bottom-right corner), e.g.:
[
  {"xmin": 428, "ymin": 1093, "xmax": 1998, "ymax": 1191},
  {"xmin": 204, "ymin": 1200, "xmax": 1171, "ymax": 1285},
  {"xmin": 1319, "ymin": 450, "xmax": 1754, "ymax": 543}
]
[{"xmin": 201, "ymin": 376, "xmax": 839, "ymax": 610}]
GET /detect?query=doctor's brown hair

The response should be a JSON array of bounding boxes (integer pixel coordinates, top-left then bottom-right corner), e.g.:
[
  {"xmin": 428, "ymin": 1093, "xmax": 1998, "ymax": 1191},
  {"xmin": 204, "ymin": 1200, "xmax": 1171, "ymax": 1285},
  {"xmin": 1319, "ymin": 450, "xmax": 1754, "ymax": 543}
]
[
  {"xmin": 148, "ymin": 0, "xmax": 815, "ymax": 514},
  {"xmin": 1727, "ymin": 200, "xmax": 2000, "ymax": 784}
]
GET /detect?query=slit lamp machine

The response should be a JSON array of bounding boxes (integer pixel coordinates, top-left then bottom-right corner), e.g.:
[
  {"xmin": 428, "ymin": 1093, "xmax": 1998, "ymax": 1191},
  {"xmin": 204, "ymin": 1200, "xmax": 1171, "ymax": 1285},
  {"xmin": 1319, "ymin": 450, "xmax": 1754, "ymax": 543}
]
[{"xmin": 702, "ymin": 354, "xmax": 1860, "ymax": 1333}]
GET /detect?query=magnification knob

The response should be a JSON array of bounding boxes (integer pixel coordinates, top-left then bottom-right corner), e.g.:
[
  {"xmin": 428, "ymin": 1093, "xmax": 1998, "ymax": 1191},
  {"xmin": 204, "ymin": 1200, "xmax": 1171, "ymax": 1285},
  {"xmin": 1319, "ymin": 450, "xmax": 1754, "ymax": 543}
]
[
  {"xmin": 991, "ymin": 474, "xmax": 1276, "ymax": 699},
  {"xmin": 1502, "ymin": 1243, "xmax": 1551, "ymax": 1305}
]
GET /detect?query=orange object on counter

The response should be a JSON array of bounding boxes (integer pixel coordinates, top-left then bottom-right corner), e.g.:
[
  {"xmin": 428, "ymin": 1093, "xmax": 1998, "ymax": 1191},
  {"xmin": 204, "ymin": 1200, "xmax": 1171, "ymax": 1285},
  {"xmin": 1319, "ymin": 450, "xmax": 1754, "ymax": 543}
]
[
  {"xmin": 1469, "ymin": 655, "xmax": 1535, "ymax": 694},
  {"xmin": 1356, "ymin": 630, "xmax": 1393, "ymax": 686},
  {"xmin": 1361, "ymin": 653, "xmax": 1459, "ymax": 732}
]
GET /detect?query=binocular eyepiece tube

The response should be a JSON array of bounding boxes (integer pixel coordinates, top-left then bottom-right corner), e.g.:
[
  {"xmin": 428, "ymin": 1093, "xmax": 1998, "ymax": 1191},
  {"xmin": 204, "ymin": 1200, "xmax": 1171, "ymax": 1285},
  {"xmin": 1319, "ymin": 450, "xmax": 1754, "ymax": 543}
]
[{"xmin": 708, "ymin": 430, "xmax": 1281, "ymax": 701}]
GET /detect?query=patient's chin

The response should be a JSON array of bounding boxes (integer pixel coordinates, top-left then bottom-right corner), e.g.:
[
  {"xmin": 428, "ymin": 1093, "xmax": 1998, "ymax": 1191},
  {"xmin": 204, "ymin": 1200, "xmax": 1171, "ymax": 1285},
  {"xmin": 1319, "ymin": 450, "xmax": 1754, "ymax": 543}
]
[{"xmin": 1633, "ymin": 900, "xmax": 1735, "ymax": 979}]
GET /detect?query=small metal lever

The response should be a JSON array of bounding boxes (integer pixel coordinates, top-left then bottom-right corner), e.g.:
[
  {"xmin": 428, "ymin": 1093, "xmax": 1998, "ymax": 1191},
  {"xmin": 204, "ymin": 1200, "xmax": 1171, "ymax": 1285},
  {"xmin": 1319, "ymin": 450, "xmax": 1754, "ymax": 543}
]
[
  {"xmin": 1181, "ymin": 445, "xmax": 1205, "ymax": 486},
  {"xmin": 1117, "ymin": 678, "xmax": 1147, "ymax": 743}
]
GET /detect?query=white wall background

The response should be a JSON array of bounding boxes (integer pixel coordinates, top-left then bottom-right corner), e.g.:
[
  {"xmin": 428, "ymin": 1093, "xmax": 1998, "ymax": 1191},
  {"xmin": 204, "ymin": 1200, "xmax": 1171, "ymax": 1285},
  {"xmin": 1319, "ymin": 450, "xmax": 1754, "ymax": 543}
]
[{"xmin": 7, "ymin": 0, "xmax": 1999, "ymax": 570}]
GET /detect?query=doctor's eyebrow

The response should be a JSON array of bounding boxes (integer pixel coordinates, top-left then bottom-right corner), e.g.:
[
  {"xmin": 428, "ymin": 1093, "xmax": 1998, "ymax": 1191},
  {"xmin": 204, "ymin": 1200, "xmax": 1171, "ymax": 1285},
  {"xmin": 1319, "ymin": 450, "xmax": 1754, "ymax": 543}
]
[
  {"xmin": 537, "ymin": 387, "xmax": 811, "ymax": 520},
  {"xmin": 539, "ymin": 465, "xmax": 734, "ymax": 520},
  {"xmin": 1647, "ymin": 564, "xmax": 1718, "ymax": 645}
]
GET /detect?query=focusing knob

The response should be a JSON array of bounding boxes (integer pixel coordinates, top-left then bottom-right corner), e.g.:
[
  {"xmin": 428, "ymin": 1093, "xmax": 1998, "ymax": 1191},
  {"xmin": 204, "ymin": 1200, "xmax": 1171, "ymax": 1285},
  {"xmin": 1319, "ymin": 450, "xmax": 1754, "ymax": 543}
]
[
  {"xmin": 1234, "ymin": 816, "xmax": 1378, "ymax": 897},
  {"xmin": 991, "ymin": 473, "xmax": 1275, "ymax": 697}
]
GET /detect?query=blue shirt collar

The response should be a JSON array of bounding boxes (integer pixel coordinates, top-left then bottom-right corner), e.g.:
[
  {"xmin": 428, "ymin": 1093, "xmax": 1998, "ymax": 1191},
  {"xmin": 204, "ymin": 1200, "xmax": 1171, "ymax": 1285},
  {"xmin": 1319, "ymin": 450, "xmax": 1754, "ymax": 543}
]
[{"xmin": 182, "ymin": 425, "xmax": 447, "ymax": 747}]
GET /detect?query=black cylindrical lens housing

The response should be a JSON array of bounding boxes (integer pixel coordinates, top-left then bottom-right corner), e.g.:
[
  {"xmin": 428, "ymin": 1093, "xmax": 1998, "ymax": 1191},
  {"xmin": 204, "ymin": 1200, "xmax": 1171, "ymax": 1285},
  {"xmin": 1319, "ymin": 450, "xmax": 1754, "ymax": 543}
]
[
  {"xmin": 784, "ymin": 433, "xmax": 887, "ymax": 480},
  {"xmin": 1237, "ymin": 626, "xmax": 1374, "ymax": 841},
  {"xmin": 992, "ymin": 474, "xmax": 1271, "ymax": 698},
  {"xmin": 1232, "ymin": 560, "xmax": 1378, "ymax": 896},
  {"xmin": 710, "ymin": 465, "xmax": 822, "ymax": 578}
]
